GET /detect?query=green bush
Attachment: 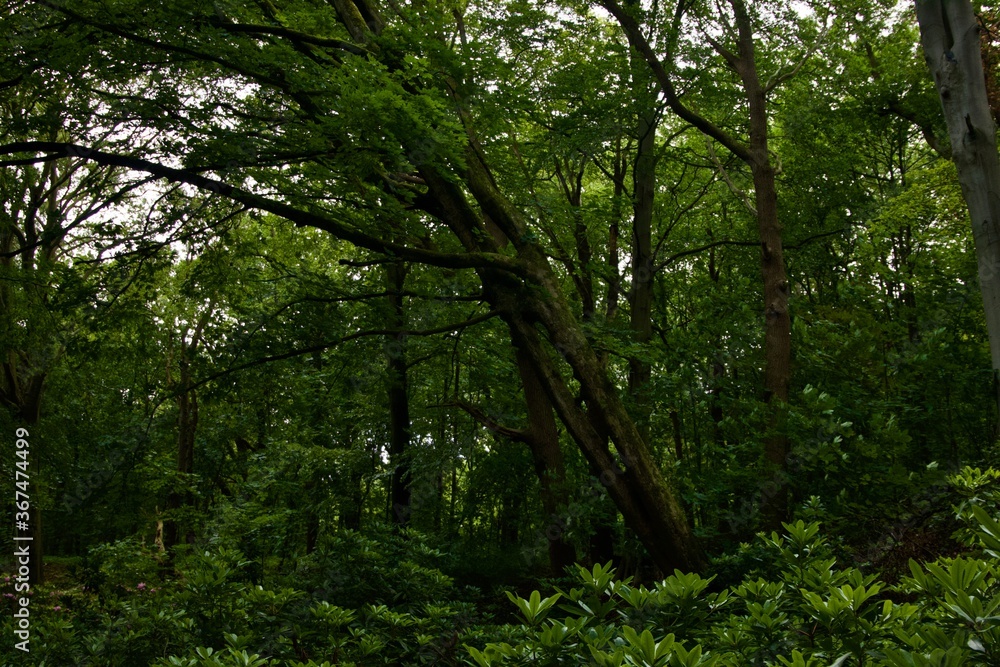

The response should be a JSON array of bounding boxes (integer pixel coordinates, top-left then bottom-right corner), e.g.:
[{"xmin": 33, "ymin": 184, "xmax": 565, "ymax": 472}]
[
  {"xmin": 3, "ymin": 468, "xmax": 1000, "ymax": 667},
  {"xmin": 284, "ymin": 528, "xmax": 457, "ymax": 608},
  {"xmin": 470, "ymin": 467, "xmax": 1000, "ymax": 666},
  {"xmin": 0, "ymin": 529, "xmax": 474, "ymax": 666}
]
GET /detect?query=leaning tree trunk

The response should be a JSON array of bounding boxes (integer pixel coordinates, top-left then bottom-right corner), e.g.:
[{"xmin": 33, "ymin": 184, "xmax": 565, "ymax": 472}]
[
  {"xmin": 916, "ymin": 0, "xmax": 1000, "ymax": 417},
  {"xmin": 418, "ymin": 153, "xmax": 705, "ymax": 572},
  {"xmin": 514, "ymin": 348, "xmax": 578, "ymax": 574},
  {"xmin": 498, "ymin": 283, "xmax": 704, "ymax": 572},
  {"xmin": 10, "ymin": 0, "xmax": 705, "ymax": 575}
]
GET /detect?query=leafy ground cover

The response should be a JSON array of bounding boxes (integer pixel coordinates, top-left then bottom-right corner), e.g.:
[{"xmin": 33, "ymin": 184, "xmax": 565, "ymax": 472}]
[{"xmin": 1, "ymin": 467, "xmax": 998, "ymax": 667}]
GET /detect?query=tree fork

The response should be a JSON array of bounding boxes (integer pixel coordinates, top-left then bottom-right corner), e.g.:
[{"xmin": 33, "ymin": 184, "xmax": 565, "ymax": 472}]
[{"xmin": 483, "ymin": 272, "xmax": 704, "ymax": 573}]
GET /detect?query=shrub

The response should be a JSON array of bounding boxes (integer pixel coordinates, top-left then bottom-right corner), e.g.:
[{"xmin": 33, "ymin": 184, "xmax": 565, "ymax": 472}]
[{"xmin": 471, "ymin": 467, "xmax": 1000, "ymax": 666}]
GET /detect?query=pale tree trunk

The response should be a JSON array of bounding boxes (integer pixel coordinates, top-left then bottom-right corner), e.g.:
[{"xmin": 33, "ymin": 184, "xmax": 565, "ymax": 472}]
[{"xmin": 916, "ymin": 0, "xmax": 1000, "ymax": 417}]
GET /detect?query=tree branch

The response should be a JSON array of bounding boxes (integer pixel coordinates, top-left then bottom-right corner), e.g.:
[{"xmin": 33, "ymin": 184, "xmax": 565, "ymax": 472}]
[
  {"xmin": 433, "ymin": 399, "xmax": 528, "ymax": 442},
  {"xmin": 654, "ymin": 227, "xmax": 848, "ymax": 272},
  {"xmin": 174, "ymin": 309, "xmax": 501, "ymax": 398},
  {"xmin": 0, "ymin": 142, "xmax": 529, "ymax": 276},
  {"xmin": 705, "ymin": 139, "xmax": 756, "ymax": 215},
  {"xmin": 764, "ymin": 23, "xmax": 828, "ymax": 94},
  {"xmin": 211, "ymin": 20, "xmax": 369, "ymax": 55},
  {"xmin": 597, "ymin": 0, "xmax": 751, "ymax": 162}
]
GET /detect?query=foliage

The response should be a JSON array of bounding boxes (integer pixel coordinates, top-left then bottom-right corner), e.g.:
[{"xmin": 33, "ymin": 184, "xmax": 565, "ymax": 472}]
[
  {"xmin": 0, "ymin": 469, "xmax": 997, "ymax": 666},
  {"xmin": 0, "ymin": 530, "xmax": 477, "ymax": 666},
  {"xmin": 468, "ymin": 470, "xmax": 1000, "ymax": 666},
  {"xmin": 3, "ymin": 0, "xmax": 1000, "ymax": 664}
]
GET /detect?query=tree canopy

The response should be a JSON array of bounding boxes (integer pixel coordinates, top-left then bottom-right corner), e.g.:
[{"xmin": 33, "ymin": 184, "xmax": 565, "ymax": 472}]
[{"xmin": 4, "ymin": 0, "xmax": 1000, "ymax": 664}]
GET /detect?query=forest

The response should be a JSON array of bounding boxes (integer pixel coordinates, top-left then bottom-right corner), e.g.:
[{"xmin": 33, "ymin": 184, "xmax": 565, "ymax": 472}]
[{"xmin": 3, "ymin": 0, "xmax": 1000, "ymax": 664}]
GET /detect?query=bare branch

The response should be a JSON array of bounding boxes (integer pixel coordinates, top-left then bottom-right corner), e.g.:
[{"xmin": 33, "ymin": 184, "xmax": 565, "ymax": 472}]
[
  {"xmin": 175, "ymin": 309, "xmax": 501, "ymax": 397},
  {"xmin": 764, "ymin": 22, "xmax": 829, "ymax": 94},
  {"xmin": 654, "ymin": 227, "xmax": 848, "ymax": 273},
  {"xmin": 212, "ymin": 21, "xmax": 368, "ymax": 55}
]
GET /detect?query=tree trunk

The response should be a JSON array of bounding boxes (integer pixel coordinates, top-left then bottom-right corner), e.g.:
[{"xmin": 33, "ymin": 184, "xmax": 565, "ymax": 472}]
[
  {"xmin": 606, "ymin": 141, "xmax": 625, "ymax": 327},
  {"xmin": 733, "ymin": 0, "xmax": 792, "ymax": 528},
  {"xmin": 490, "ymin": 271, "xmax": 702, "ymax": 572},
  {"xmin": 164, "ymin": 345, "xmax": 198, "ymax": 551},
  {"xmin": 341, "ymin": 424, "xmax": 363, "ymax": 531},
  {"xmin": 16, "ymin": 389, "xmax": 44, "ymax": 585},
  {"xmin": 1, "ymin": 300, "xmax": 47, "ymax": 585},
  {"xmin": 916, "ymin": 0, "xmax": 1000, "ymax": 417},
  {"xmin": 600, "ymin": 0, "xmax": 793, "ymax": 529},
  {"xmin": 386, "ymin": 259, "xmax": 412, "ymax": 526},
  {"xmin": 163, "ymin": 308, "xmax": 212, "ymax": 553},
  {"xmin": 628, "ymin": 105, "xmax": 658, "ymax": 443},
  {"xmin": 515, "ymin": 348, "xmax": 577, "ymax": 574},
  {"xmin": 420, "ymin": 156, "xmax": 704, "ymax": 572}
]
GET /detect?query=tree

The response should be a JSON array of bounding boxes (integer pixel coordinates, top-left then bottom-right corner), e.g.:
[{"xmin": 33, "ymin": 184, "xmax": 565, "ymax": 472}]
[
  {"xmin": 0, "ymin": 70, "xmax": 168, "ymax": 581},
  {"xmin": 597, "ymin": 0, "xmax": 829, "ymax": 525},
  {"xmin": 915, "ymin": 0, "xmax": 1000, "ymax": 420},
  {"xmin": 0, "ymin": 0, "xmax": 704, "ymax": 570}
]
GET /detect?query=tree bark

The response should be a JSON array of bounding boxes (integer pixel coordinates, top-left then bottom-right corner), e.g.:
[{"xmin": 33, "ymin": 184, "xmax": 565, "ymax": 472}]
[
  {"xmin": 734, "ymin": 0, "xmax": 791, "ymax": 527},
  {"xmin": 163, "ymin": 306, "xmax": 211, "ymax": 551},
  {"xmin": 164, "ymin": 341, "xmax": 198, "ymax": 551},
  {"xmin": 628, "ymin": 106, "xmax": 658, "ymax": 443},
  {"xmin": 1, "ymin": 163, "xmax": 53, "ymax": 586},
  {"xmin": 499, "ymin": 290, "xmax": 703, "ymax": 572},
  {"xmin": 606, "ymin": 141, "xmax": 625, "ymax": 326},
  {"xmin": 421, "ymin": 154, "xmax": 704, "ymax": 572},
  {"xmin": 386, "ymin": 259, "xmax": 412, "ymax": 526},
  {"xmin": 339, "ymin": 423, "xmax": 363, "ymax": 531},
  {"xmin": 916, "ymin": 0, "xmax": 1000, "ymax": 417},
  {"xmin": 7, "ymin": 0, "xmax": 705, "ymax": 573},
  {"xmin": 514, "ymin": 348, "xmax": 577, "ymax": 574},
  {"xmin": 600, "ymin": 0, "xmax": 793, "ymax": 529}
]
